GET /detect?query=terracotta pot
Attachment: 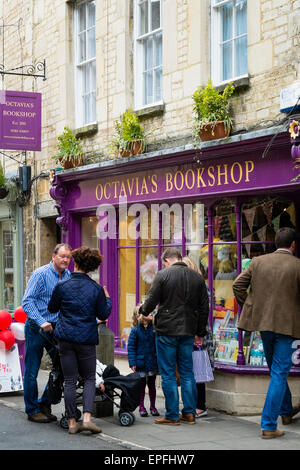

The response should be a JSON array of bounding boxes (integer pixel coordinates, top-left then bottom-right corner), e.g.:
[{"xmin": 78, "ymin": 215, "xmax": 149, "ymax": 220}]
[
  {"xmin": 60, "ymin": 156, "xmax": 83, "ymax": 170},
  {"xmin": 198, "ymin": 121, "xmax": 230, "ymax": 141},
  {"xmin": 119, "ymin": 140, "xmax": 144, "ymax": 158}
]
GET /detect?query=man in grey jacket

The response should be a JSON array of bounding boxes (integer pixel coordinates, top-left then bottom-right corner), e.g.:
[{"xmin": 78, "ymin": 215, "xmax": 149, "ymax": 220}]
[{"xmin": 139, "ymin": 247, "xmax": 209, "ymax": 426}]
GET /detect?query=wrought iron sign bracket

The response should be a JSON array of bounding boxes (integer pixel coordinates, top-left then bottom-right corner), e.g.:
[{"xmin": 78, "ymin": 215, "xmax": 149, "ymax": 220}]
[{"xmin": 0, "ymin": 59, "xmax": 46, "ymax": 81}]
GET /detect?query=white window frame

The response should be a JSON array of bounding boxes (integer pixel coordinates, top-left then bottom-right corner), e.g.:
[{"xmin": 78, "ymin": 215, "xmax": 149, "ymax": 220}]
[
  {"xmin": 211, "ymin": 0, "xmax": 248, "ymax": 86},
  {"xmin": 75, "ymin": 0, "xmax": 97, "ymax": 128},
  {"xmin": 134, "ymin": 0, "xmax": 163, "ymax": 110}
]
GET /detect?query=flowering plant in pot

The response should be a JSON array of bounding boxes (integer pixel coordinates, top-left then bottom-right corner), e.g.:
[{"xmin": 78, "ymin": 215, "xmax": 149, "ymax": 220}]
[
  {"xmin": 53, "ymin": 126, "xmax": 83, "ymax": 170},
  {"xmin": 192, "ymin": 79, "xmax": 235, "ymax": 141},
  {"xmin": 112, "ymin": 109, "xmax": 146, "ymax": 158}
]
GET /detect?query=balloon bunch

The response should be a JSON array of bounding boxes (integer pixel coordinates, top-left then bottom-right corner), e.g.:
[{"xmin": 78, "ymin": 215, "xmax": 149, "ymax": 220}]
[{"xmin": 0, "ymin": 307, "xmax": 27, "ymax": 351}]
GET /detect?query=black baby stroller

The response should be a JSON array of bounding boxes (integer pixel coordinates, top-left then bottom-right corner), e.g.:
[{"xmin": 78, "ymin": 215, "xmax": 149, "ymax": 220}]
[
  {"xmin": 40, "ymin": 330, "xmax": 141, "ymax": 428},
  {"xmin": 67, "ymin": 361, "xmax": 141, "ymax": 428}
]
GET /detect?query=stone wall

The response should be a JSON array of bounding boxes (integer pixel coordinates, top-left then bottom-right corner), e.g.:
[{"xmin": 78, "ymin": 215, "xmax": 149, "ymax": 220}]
[{"xmin": 0, "ymin": 0, "xmax": 299, "ymax": 279}]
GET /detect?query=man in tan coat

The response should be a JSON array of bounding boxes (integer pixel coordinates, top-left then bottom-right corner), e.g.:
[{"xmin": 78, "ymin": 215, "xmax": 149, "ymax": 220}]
[{"xmin": 233, "ymin": 227, "xmax": 300, "ymax": 439}]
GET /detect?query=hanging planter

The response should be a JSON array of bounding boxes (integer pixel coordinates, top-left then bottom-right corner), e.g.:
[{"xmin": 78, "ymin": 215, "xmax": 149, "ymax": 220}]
[
  {"xmin": 53, "ymin": 126, "xmax": 84, "ymax": 170},
  {"xmin": 198, "ymin": 121, "xmax": 230, "ymax": 142},
  {"xmin": 192, "ymin": 79, "xmax": 235, "ymax": 142},
  {"xmin": 112, "ymin": 110, "xmax": 147, "ymax": 158}
]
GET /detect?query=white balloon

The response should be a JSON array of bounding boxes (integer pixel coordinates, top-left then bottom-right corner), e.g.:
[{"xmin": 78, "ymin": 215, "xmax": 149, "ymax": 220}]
[{"xmin": 10, "ymin": 322, "xmax": 25, "ymax": 341}]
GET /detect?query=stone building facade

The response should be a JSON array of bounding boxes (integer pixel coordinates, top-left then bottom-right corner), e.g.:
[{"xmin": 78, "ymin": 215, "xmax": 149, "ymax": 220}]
[{"xmin": 0, "ymin": 0, "xmax": 300, "ymax": 412}]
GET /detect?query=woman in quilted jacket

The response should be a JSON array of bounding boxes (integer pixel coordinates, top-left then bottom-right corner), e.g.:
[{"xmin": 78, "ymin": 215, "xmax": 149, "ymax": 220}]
[{"xmin": 48, "ymin": 246, "xmax": 111, "ymax": 435}]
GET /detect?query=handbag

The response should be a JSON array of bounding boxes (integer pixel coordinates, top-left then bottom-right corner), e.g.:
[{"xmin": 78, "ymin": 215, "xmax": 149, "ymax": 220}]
[{"xmin": 192, "ymin": 346, "xmax": 214, "ymax": 383}]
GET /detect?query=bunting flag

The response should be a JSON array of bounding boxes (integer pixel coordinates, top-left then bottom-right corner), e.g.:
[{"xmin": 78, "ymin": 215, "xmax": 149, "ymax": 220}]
[
  {"xmin": 242, "ymin": 234, "xmax": 252, "ymax": 257},
  {"xmin": 262, "ymin": 200, "xmax": 273, "ymax": 225},
  {"xmin": 257, "ymin": 226, "xmax": 267, "ymax": 251},
  {"xmin": 213, "ymin": 216, "xmax": 222, "ymax": 238},
  {"xmin": 243, "ymin": 207, "xmax": 256, "ymax": 233}
]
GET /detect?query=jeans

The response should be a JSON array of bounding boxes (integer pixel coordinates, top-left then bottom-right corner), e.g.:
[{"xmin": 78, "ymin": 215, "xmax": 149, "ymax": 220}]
[
  {"xmin": 260, "ymin": 331, "xmax": 294, "ymax": 431},
  {"xmin": 57, "ymin": 340, "xmax": 96, "ymax": 419},
  {"xmin": 24, "ymin": 319, "xmax": 56, "ymax": 416},
  {"xmin": 155, "ymin": 335, "xmax": 197, "ymax": 421}
]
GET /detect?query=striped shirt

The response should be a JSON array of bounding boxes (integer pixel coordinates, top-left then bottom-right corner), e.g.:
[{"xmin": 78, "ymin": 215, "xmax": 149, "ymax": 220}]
[{"xmin": 22, "ymin": 262, "xmax": 70, "ymax": 327}]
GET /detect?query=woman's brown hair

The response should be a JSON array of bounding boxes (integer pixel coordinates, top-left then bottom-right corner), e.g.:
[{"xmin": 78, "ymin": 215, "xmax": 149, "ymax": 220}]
[{"xmin": 71, "ymin": 246, "xmax": 103, "ymax": 273}]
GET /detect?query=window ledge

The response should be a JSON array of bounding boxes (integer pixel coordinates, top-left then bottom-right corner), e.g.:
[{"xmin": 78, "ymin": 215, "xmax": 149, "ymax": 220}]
[
  {"xmin": 74, "ymin": 123, "xmax": 98, "ymax": 138},
  {"xmin": 216, "ymin": 76, "xmax": 250, "ymax": 93},
  {"xmin": 135, "ymin": 103, "xmax": 165, "ymax": 118}
]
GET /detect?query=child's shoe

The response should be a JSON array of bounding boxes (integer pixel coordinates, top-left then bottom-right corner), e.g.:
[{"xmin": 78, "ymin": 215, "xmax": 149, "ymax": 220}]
[
  {"xmin": 150, "ymin": 407, "xmax": 160, "ymax": 417},
  {"xmin": 139, "ymin": 406, "xmax": 148, "ymax": 417}
]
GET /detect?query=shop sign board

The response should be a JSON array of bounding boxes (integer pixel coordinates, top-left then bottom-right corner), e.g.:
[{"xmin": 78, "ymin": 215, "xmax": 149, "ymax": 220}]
[
  {"xmin": 0, "ymin": 343, "xmax": 23, "ymax": 393},
  {"xmin": 0, "ymin": 90, "xmax": 41, "ymax": 151}
]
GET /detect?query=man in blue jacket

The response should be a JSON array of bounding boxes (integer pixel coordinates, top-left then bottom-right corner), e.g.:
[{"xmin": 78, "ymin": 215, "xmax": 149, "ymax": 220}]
[
  {"xmin": 139, "ymin": 247, "xmax": 209, "ymax": 426},
  {"xmin": 22, "ymin": 243, "xmax": 72, "ymax": 423}
]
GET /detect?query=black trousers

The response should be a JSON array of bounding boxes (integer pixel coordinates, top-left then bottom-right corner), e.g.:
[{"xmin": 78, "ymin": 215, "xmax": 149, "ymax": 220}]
[
  {"xmin": 196, "ymin": 382, "xmax": 206, "ymax": 410},
  {"xmin": 57, "ymin": 339, "xmax": 96, "ymax": 419}
]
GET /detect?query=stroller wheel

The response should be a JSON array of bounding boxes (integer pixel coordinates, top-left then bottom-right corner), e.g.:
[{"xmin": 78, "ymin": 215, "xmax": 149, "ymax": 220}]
[
  {"xmin": 119, "ymin": 411, "xmax": 135, "ymax": 427},
  {"xmin": 75, "ymin": 408, "xmax": 82, "ymax": 421},
  {"xmin": 60, "ymin": 415, "xmax": 69, "ymax": 430}
]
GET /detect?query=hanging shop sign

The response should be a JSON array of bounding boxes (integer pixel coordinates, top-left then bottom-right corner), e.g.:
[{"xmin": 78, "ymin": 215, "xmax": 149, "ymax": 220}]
[{"xmin": 0, "ymin": 90, "xmax": 41, "ymax": 151}]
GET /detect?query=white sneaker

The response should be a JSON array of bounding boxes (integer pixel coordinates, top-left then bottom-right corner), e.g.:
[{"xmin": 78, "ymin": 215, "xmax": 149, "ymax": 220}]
[{"xmin": 195, "ymin": 410, "xmax": 208, "ymax": 418}]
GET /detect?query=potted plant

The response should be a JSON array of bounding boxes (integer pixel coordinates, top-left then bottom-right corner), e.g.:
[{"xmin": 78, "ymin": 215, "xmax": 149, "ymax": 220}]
[
  {"xmin": 0, "ymin": 163, "xmax": 8, "ymax": 199},
  {"xmin": 192, "ymin": 79, "xmax": 235, "ymax": 141},
  {"xmin": 53, "ymin": 126, "xmax": 83, "ymax": 170},
  {"xmin": 112, "ymin": 109, "xmax": 146, "ymax": 158}
]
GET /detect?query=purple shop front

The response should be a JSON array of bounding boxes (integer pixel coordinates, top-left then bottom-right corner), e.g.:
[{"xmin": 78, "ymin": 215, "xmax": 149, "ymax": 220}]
[{"xmin": 50, "ymin": 130, "xmax": 300, "ymax": 375}]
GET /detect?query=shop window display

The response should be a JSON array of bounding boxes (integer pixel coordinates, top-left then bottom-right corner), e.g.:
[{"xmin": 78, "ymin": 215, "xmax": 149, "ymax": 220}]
[{"xmin": 79, "ymin": 195, "xmax": 296, "ymax": 365}]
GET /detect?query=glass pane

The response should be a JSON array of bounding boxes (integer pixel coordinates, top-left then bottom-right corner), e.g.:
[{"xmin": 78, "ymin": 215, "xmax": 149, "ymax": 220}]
[
  {"xmin": 213, "ymin": 243, "xmax": 238, "ymax": 364},
  {"xmin": 241, "ymin": 197, "xmax": 295, "ymax": 254},
  {"xmin": 140, "ymin": 247, "xmax": 158, "ymax": 299},
  {"xmin": 139, "ymin": 0, "xmax": 149, "ymax": 35},
  {"xmin": 221, "ymin": 2, "xmax": 233, "ymax": 41},
  {"xmin": 154, "ymin": 32, "xmax": 162, "ymax": 66},
  {"xmin": 81, "ymin": 217, "xmax": 100, "ymax": 283},
  {"xmin": 119, "ymin": 215, "xmax": 137, "ymax": 246},
  {"xmin": 236, "ymin": 0, "xmax": 247, "ymax": 36},
  {"xmin": 151, "ymin": 0, "xmax": 160, "ymax": 30},
  {"xmin": 79, "ymin": 32, "xmax": 86, "ymax": 63},
  {"xmin": 119, "ymin": 248, "xmax": 136, "ymax": 350},
  {"xmin": 84, "ymin": 93, "xmax": 91, "ymax": 124},
  {"xmin": 185, "ymin": 245, "xmax": 208, "ymax": 280},
  {"xmin": 144, "ymin": 37, "xmax": 153, "ymax": 70},
  {"xmin": 222, "ymin": 41, "xmax": 232, "ymax": 81},
  {"xmin": 162, "ymin": 208, "xmax": 183, "ymax": 245},
  {"xmin": 154, "ymin": 67, "xmax": 162, "ymax": 102},
  {"xmin": 213, "ymin": 200, "xmax": 236, "ymax": 241},
  {"xmin": 3, "ymin": 221, "xmax": 14, "ymax": 312},
  {"xmin": 185, "ymin": 202, "xmax": 206, "ymax": 244},
  {"xmin": 235, "ymin": 36, "xmax": 247, "ymax": 77},
  {"xmin": 87, "ymin": 0, "xmax": 96, "ymax": 28},
  {"xmin": 91, "ymin": 60, "xmax": 96, "ymax": 90},
  {"xmin": 84, "ymin": 64, "xmax": 90, "ymax": 93},
  {"xmin": 144, "ymin": 70, "xmax": 153, "ymax": 105},
  {"xmin": 78, "ymin": 3, "xmax": 86, "ymax": 32},
  {"xmin": 139, "ymin": 207, "xmax": 157, "ymax": 245},
  {"xmin": 87, "ymin": 28, "xmax": 96, "ymax": 59},
  {"xmin": 247, "ymin": 331, "xmax": 268, "ymax": 366}
]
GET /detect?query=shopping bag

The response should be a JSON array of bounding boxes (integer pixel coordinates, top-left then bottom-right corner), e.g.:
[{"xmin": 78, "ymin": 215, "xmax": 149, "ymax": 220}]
[{"xmin": 192, "ymin": 347, "xmax": 214, "ymax": 383}]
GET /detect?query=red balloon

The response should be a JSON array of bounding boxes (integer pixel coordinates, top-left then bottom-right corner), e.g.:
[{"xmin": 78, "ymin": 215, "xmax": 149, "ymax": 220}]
[
  {"xmin": 0, "ymin": 329, "xmax": 15, "ymax": 350},
  {"xmin": 0, "ymin": 310, "xmax": 12, "ymax": 330},
  {"xmin": 14, "ymin": 306, "xmax": 27, "ymax": 324}
]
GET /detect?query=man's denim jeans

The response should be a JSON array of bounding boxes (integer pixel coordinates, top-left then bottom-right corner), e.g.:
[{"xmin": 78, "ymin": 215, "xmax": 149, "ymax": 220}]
[
  {"xmin": 155, "ymin": 335, "xmax": 197, "ymax": 421},
  {"xmin": 24, "ymin": 320, "xmax": 55, "ymax": 416},
  {"xmin": 260, "ymin": 331, "xmax": 294, "ymax": 431}
]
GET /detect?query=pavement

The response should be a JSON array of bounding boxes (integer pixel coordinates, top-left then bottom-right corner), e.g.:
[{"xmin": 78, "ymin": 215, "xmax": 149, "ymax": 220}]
[{"xmin": 1, "ymin": 361, "xmax": 300, "ymax": 451}]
